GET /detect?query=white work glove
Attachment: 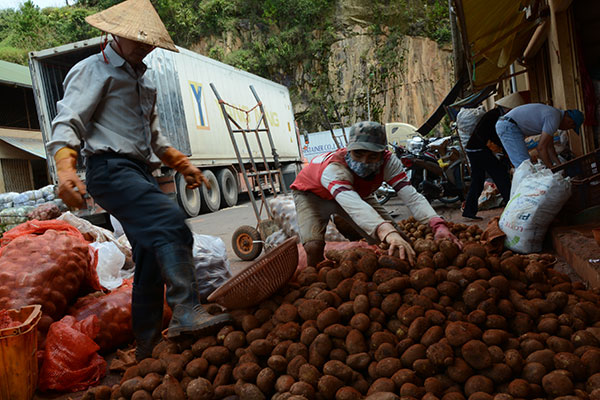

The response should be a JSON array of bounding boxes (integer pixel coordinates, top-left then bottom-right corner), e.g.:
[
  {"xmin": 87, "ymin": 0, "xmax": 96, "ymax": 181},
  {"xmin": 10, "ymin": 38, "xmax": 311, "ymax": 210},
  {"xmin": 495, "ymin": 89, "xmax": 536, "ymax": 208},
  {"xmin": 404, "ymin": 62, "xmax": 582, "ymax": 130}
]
[{"xmin": 377, "ymin": 222, "xmax": 416, "ymax": 265}]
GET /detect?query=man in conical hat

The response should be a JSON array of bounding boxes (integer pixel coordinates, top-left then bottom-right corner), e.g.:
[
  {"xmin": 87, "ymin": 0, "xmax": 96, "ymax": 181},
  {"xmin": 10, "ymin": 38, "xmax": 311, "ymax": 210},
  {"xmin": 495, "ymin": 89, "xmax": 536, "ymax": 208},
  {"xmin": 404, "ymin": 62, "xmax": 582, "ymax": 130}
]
[{"xmin": 47, "ymin": 0, "xmax": 230, "ymax": 361}]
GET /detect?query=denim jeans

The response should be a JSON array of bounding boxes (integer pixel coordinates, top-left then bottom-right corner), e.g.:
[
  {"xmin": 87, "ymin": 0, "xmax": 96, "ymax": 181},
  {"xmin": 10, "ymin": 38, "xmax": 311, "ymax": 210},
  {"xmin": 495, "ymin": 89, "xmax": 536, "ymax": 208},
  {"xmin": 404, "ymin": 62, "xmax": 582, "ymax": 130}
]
[{"xmin": 495, "ymin": 119, "xmax": 531, "ymax": 168}]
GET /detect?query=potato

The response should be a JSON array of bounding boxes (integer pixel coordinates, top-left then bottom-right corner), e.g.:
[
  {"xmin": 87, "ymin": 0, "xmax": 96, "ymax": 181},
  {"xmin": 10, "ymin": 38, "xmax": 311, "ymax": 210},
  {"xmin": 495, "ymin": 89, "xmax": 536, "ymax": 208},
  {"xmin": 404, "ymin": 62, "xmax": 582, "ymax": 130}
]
[
  {"xmin": 547, "ymin": 335, "xmax": 575, "ymax": 353},
  {"xmin": 254, "ymin": 367, "xmax": 276, "ymax": 394},
  {"xmin": 345, "ymin": 329, "xmax": 368, "ymax": 354},
  {"xmin": 420, "ymin": 326, "xmax": 444, "ymax": 347},
  {"xmin": 407, "ymin": 316, "xmax": 429, "ymax": 341},
  {"xmin": 318, "ymin": 374, "xmax": 344, "ymax": 400},
  {"xmin": 201, "ymin": 346, "xmax": 230, "ymax": 365},
  {"xmin": 246, "ymin": 327, "xmax": 268, "ymax": 343},
  {"xmin": 186, "ymin": 377, "xmax": 213, "ymax": 400},
  {"xmin": 275, "ymin": 322, "xmax": 301, "ymax": 341},
  {"xmin": 448, "ymin": 357, "xmax": 474, "ymax": 383},
  {"xmin": 400, "ymin": 382, "xmax": 425, "ymax": 398},
  {"xmin": 235, "ymin": 382, "xmax": 265, "ymax": 400},
  {"xmin": 160, "ymin": 374, "xmax": 185, "ymax": 400},
  {"xmin": 522, "ymin": 362, "xmax": 546, "ymax": 384},
  {"xmin": 378, "ymin": 277, "xmax": 410, "ymax": 294},
  {"xmin": 554, "ymin": 352, "xmax": 586, "ymax": 381},
  {"xmin": 401, "ymin": 343, "xmax": 426, "ymax": 367},
  {"xmin": 426, "ymin": 341, "xmax": 454, "ymax": 367},
  {"xmin": 274, "ymin": 374, "xmax": 295, "ymax": 393},
  {"xmin": 335, "ymin": 386, "xmax": 363, "ymax": 400},
  {"xmin": 372, "ymin": 268, "xmax": 402, "ymax": 285},
  {"xmin": 464, "ymin": 375, "xmax": 494, "ymax": 397},
  {"xmin": 120, "ymin": 377, "xmax": 143, "ymax": 398},
  {"xmin": 316, "ymin": 307, "xmax": 341, "ymax": 331},
  {"xmin": 367, "ymin": 377, "xmax": 396, "ymax": 395},
  {"xmin": 481, "ymin": 329, "xmax": 508, "ymax": 346},
  {"xmin": 378, "ymin": 255, "xmax": 410, "ymax": 273},
  {"xmin": 130, "ymin": 390, "xmax": 152, "ymax": 400},
  {"xmin": 231, "ymin": 362, "xmax": 260, "ymax": 382},
  {"xmin": 462, "ymin": 340, "xmax": 492, "ymax": 370},
  {"xmin": 412, "ymin": 358, "xmax": 435, "ymax": 377},
  {"xmin": 582, "ymin": 349, "xmax": 600, "ymax": 375},
  {"xmin": 298, "ymin": 299, "xmax": 327, "ymax": 321},
  {"xmin": 285, "ymin": 355, "xmax": 307, "ymax": 380},
  {"xmin": 346, "ymin": 352, "xmax": 371, "ymax": 370},
  {"xmin": 249, "ymin": 339, "xmax": 273, "ymax": 356},
  {"xmin": 445, "ymin": 321, "xmax": 482, "ymax": 347},
  {"xmin": 463, "ymin": 243, "xmax": 486, "ymax": 260},
  {"xmin": 542, "ymin": 370, "xmax": 574, "ymax": 397},
  {"xmin": 525, "ymin": 349, "xmax": 555, "ymax": 371}
]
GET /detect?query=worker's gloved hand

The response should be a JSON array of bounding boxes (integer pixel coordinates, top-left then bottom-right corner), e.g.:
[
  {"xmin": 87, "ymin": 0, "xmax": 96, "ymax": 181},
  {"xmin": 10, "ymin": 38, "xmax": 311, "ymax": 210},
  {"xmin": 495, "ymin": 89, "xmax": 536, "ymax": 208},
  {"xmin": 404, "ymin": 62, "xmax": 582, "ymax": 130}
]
[
  {"xmin": 430, "ymin": 216, "xmax": 463, "ymax": 249},
  {"xmin": 377, "ymin": 222, "xmax": 416, "ymax": 265},
  {"xmin": 54, "ymin": 147, "xmax": 87, "ymax": 209},
  {"xmin": 160, "ymin": 147, "xmax": 210, "ymax": 189}
]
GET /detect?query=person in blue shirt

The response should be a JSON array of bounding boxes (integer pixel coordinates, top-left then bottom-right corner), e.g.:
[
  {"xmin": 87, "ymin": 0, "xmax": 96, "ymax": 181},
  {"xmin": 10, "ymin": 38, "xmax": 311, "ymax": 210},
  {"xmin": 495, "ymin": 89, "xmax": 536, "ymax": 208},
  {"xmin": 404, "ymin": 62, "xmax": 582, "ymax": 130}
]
[{"xmin": 495, "ymin": 103, "xmax": 584, "ymax": 168}]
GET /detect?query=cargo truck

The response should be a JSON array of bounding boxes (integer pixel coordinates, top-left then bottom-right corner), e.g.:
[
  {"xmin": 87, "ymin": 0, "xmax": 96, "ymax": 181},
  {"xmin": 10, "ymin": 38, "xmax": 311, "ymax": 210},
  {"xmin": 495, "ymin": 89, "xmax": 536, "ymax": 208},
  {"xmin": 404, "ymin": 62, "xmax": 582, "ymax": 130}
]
[{"xmin": 29, "ymin": 36, "xmax": 303, "ymax": 223}]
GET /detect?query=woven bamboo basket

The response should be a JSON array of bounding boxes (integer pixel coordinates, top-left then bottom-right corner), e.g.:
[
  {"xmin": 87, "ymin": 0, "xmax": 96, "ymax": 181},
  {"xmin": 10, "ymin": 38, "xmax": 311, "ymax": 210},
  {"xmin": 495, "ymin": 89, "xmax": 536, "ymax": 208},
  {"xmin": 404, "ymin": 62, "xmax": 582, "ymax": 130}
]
[{"xmin": 207, "ymin": 237, "xmax": 298, "ymax": 309}]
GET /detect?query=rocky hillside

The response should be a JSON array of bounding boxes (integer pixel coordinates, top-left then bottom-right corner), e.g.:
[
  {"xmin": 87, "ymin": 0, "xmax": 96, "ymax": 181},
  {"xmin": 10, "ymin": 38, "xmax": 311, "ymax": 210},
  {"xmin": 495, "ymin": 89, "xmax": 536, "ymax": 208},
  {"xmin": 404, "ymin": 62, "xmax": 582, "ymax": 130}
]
[{"xmin": 177, "ymin": 0, "xmax": 454, "ymax": 133}]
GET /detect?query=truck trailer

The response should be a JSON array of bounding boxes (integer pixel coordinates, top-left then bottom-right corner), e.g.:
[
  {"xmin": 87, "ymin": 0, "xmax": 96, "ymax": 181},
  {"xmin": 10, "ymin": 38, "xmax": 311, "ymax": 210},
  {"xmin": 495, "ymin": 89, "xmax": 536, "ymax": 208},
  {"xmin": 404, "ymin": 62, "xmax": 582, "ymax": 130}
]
[{"xmin": 29, "ymin": 36, "xmax": 303, "ymax": 222}]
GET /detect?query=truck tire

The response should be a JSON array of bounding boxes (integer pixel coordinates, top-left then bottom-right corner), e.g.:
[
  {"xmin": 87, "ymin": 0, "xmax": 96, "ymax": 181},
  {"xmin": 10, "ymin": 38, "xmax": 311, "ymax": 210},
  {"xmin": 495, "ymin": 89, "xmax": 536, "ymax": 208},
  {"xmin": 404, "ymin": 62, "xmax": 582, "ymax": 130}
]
[
  {"xmin": 200, "ymin": 169, "xmax": 221, "ymax": 213},
  {"xmin": 176, "ymin": 173, "xmax": 201, "ymax": 217},
  {"xmin": 232, "ymin": 225, "xmax": 263, "ymax": 261},
  {"xmin": 217, "ymin": 168, "xmax": 238, "ymax": 208}
]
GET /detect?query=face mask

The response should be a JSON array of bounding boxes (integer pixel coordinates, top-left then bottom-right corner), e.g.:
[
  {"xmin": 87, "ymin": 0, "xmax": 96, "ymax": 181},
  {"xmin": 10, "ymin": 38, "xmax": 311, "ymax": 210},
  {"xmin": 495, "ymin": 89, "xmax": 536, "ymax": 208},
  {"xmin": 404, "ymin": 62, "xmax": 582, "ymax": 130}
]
[{"xmin": 345, "ymin": 152, "xmax": 384, "ymax": 178}]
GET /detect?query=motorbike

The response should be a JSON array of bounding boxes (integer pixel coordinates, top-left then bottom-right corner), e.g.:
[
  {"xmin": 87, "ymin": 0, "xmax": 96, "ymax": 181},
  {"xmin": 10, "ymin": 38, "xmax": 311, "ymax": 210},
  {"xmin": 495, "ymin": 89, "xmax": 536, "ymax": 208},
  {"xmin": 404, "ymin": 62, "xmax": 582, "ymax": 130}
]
[{"xmin": 374, "ymin": 135, "xmax": 470, "ymax": 205}]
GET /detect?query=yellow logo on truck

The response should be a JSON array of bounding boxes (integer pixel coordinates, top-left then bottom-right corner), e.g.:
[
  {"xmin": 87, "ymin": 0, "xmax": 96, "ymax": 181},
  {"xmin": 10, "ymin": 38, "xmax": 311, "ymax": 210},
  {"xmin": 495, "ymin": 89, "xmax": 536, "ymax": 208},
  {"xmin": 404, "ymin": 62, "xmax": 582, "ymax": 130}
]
[{"xmin": 189, "ymin": 81, "xmax": 210, "ymax": 130}]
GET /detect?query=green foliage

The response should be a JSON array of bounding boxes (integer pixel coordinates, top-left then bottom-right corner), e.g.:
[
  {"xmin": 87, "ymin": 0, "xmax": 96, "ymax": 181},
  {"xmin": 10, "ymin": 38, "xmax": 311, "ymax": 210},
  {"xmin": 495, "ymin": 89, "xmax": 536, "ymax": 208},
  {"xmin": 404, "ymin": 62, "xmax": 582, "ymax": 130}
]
[
  {"xmin": 0, "ymin": 45, "xmax": 28, "ymax": 65},
  {"xmin": 0, "ymin": 1, "xmax": 96, "ymax": 65}
]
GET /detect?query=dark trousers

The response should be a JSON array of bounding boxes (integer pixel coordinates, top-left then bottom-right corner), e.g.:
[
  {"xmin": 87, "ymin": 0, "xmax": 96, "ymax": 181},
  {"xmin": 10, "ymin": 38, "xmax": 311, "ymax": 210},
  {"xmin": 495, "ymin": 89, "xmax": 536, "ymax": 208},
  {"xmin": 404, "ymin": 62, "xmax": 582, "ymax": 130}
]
[
  {"xmin": 463, "ymin": 148, "xmax": 511, "ymax": 217},
  {"xmin": 86, "ymin": 154, "xmax": 193, "ymax": 335}
]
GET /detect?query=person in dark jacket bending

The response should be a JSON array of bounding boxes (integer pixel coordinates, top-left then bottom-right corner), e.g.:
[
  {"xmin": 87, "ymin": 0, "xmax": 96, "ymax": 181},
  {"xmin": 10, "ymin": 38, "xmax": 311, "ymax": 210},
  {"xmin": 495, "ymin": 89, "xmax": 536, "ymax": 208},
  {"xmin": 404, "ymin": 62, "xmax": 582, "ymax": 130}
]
[{"xmin": 462, "ymin": 107, "xmax": 512, "ymax": 219}]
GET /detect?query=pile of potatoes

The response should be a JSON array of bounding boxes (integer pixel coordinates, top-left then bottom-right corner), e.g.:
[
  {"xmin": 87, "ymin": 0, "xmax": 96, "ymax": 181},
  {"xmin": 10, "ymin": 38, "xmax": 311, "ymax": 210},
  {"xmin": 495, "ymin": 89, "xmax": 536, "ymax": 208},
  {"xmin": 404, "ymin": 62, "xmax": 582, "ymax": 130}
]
[{"xmin": 85, "ymin": 220, "xmax": 600, "ymax": 400}]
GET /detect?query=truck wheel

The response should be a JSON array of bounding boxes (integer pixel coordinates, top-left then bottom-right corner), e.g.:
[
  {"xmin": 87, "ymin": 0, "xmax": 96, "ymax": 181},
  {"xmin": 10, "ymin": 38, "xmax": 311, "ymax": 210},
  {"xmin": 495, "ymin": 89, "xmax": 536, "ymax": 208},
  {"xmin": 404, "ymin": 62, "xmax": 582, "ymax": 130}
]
[
  {"xmin": 176, "ymin": 173, "xmax": 201, "ymax": 217},
  {"xmin": 217, "ymin": 168, "xmax": 238, "ymax": 208},
  {"xmin": 200, "ymin": 169, "xmax": 221, "ymax": 212},
  {"xmin": 232, "ymin": 225, "xmax": 263, "ymax": 261}
]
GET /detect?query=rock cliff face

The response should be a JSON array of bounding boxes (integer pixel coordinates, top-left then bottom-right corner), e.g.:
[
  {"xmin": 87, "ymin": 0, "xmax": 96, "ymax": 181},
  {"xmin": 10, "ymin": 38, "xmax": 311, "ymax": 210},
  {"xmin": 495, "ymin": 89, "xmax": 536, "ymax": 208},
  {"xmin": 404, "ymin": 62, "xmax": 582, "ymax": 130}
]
[
  {"xmin": 191, "ymin": 17, "xmax": 453, "ymax": 131},
  {"xmin": 326, "ymin": 32, "xmax": 453, "ymax": 129}
]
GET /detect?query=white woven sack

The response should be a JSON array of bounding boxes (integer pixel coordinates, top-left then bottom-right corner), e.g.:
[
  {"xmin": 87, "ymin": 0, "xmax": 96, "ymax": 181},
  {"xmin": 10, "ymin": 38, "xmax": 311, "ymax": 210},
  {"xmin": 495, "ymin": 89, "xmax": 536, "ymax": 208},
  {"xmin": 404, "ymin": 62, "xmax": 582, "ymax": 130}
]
[{"xmin": 499, "ymin": 166, "xmax": 571, "ymax": 253}]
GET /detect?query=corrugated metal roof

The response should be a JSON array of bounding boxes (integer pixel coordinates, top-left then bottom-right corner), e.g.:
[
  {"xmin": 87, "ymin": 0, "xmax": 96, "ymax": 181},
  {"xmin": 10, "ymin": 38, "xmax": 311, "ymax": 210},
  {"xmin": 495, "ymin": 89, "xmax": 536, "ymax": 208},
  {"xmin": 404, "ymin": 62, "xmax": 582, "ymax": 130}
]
[
  {"xmin": 0, "ymin": 127, "xmax": 45, "ymax": 159},
  {"xmin": 0, "ymin": 59, "xmax": 32, "ymax": 88}
]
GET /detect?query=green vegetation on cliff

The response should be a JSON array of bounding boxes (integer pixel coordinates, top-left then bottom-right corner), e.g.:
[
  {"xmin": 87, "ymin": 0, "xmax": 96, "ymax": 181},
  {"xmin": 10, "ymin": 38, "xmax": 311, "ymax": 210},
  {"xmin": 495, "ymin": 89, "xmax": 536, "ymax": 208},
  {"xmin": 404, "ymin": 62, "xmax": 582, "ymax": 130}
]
[{"xmin": 0, "ymin": 0, "xmax": 450, "ymax": 130}]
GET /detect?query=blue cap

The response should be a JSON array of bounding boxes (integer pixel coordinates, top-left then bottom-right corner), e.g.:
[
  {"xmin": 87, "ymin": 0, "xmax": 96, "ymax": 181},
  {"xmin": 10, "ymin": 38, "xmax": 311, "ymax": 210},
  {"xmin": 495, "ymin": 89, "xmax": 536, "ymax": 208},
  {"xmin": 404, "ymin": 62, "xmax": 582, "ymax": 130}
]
[{"xmin": 566, "ymin": 109, "xmax": 584, "ymax": 134}]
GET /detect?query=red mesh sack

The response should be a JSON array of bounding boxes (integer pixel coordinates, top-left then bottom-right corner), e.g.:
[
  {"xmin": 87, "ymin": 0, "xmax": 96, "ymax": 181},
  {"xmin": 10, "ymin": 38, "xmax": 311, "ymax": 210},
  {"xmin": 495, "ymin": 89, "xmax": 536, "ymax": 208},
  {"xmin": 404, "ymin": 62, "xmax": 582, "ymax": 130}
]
[
  {"xmin": 0, "ymin": 219, "xmax": 82, "ymax": 247},
  {"xmin": 38, "ymin": 315, "xmax": 106, "ymax": 392},
  {"xmin": 68, "ymin": 279, "xmax": 172, "ymax": 351},
  {"xmin": 0, "ymin": 220, "xmax": 100, "ymax": 336}
]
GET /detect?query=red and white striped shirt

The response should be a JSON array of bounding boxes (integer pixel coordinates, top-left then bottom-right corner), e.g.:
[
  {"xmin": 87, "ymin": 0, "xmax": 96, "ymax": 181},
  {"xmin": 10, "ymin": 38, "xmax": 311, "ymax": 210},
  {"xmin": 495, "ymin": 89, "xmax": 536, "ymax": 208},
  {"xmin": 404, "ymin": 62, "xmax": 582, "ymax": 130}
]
[{"xmin": 291, "ymin": 148, "xmax": 437, "ymax": 236}]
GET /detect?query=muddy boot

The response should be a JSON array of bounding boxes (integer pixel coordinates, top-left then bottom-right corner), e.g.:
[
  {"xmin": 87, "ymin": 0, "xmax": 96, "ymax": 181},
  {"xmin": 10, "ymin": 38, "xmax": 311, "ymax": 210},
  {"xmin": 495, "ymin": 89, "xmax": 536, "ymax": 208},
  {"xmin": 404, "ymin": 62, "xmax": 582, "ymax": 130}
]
[
  {"xmin": 132, "ymin": 285, "xmax": 164, "ymax": 362},
  {"xmin": 156, "ymin": 243, "xmax": 231, "ymax": 339}
]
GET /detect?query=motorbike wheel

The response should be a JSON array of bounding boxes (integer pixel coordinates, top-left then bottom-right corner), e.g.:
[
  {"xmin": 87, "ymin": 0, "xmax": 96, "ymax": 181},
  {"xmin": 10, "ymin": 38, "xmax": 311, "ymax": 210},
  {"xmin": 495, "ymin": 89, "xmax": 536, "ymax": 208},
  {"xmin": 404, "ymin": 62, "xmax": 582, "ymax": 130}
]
[
  {"xmin": 374, "ymin": 188, "xmax": 393, "ymax": 205},
  {"xmin": 438, "ymin": 195, "xmax": 461, "ymax": 204}
]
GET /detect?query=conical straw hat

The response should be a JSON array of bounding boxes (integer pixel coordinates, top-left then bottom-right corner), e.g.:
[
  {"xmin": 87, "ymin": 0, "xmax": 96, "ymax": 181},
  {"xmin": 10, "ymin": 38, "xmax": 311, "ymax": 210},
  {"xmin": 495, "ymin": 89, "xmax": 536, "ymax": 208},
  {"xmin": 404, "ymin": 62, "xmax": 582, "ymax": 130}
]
[
  {"xmin": 495, "ymin": 91, "xmax": 530, "ymax": 110},
  {"xmin": 85, "ymin": 0, "xmax": 178, "ymax": 52}
]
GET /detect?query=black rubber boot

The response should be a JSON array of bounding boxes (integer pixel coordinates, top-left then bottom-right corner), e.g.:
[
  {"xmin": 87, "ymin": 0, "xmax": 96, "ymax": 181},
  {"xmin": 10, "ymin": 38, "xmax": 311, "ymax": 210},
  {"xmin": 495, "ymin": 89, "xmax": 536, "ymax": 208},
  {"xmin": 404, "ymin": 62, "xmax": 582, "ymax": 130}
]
[
  {"xmin": 132, "ymin": 285, "xmax": 164, "ymax": 362},
  {"xmin": 156, "ymin": 243, "xmax": 231, "ymax": 339}
]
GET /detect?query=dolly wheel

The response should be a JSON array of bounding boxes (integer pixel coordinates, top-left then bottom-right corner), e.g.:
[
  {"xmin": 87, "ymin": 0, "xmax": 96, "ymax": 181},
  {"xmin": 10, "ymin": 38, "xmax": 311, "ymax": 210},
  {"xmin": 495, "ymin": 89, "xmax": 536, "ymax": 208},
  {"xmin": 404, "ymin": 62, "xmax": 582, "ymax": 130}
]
[{"xmin": 232, "ymin": 225, "xmax": 263, "ymax": 261}]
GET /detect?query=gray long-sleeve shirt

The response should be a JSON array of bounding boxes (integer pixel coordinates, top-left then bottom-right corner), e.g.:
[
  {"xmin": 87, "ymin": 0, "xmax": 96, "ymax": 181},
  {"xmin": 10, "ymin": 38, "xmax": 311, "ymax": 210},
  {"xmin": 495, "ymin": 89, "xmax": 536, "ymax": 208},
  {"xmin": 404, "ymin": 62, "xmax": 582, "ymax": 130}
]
[{"xmin": 47, "ymin": 44, "xmax": 171, "ymax": 167}]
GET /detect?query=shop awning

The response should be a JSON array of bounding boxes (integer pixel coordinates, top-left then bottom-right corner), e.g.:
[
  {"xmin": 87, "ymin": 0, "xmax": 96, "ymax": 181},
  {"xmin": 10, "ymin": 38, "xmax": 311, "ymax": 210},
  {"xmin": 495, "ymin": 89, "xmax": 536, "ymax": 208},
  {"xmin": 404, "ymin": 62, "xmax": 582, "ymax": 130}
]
[
  {"xmin": 454, "ymin": 0, "xmax": 545, "ymax": 89},
  {"xmin": 0, "ymin": 128, "xmax": 46, "ymax": 159}
]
